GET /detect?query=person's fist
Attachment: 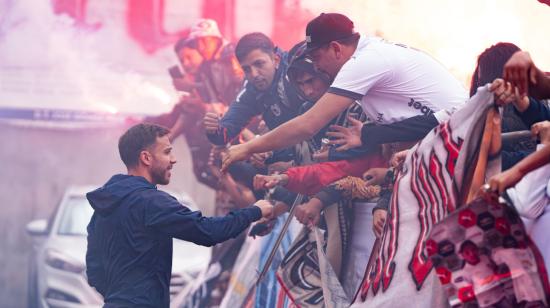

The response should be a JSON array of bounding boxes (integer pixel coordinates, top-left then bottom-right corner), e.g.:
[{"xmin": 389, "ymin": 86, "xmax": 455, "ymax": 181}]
[
  {"xmin": 489, "ymin": 78, "xmax": 519, "ymax": 106},
  {"xmin": 486, "ymin": 168, "xmax": 524, "ymax": 195},
  {"xmin": 294, "ymin": 199, "xmax": 323, "ymax": 227},
  {"xmin": 253, "ymin": 174, "xmax": 287, "ymax": 191},
  {"xmin": 390, "ymin": 150, "xmax": 409, "ymax": 168},
  {"xmin": 204, "ymin": 112, "xmax": 221, "ymax": 134},
  {"xmin": 254, "ymin": 199, "xmax": 274, "ymax": 219},
  {"xmin": 249, "ymin": 219, "xmax": 276, "ymax": 238},
  {"xmin": 531, "ymin": 121, "xmax": 550, "ymax": 145}
]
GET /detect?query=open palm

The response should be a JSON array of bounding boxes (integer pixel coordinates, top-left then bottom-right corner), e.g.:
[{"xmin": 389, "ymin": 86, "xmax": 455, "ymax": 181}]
[{"xmin": 326, "ymin": 116, "xmax": 364, "ymax": 151}]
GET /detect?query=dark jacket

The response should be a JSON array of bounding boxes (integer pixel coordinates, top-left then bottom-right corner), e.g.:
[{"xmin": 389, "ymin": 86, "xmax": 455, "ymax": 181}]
[
  {"xmin": 85, "ymin": 174, "xmax": 261, "ymax": 307},
  {"xmin": 501, "ymin": 97, "xmax": 550, "ymax": 170},
  {"xmin": 360, "ymin": 113, "xmax": 439, "ymax": 151},
  {"xmin": 206, "ymin": 48, "xmax": 304, "ymax": 145},
  {"xmin": 515, "ymin": 97, "xmax": 550, "ymax": 128}
]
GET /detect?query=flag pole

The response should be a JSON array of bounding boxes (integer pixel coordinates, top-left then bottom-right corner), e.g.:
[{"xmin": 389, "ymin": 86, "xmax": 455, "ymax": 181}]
[{"xmin": 255, "ymin": 193, "xmax": 304, "ymax": 286}]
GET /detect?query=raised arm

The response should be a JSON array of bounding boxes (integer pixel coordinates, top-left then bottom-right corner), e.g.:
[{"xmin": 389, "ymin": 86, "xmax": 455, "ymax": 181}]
[
  {"xmin": 221, "ymin": 93, "xmax": 354, "ymax": 171},
  {"xmin": 205, "ymin": 89, "xmax": 261, "ymax": 145},
  {"xmin": 254, "ymin": 152, "xmax": 386, "ymax": 195},
  {"xmin": 488, "ymin": 121, "xmax": 550, "ymax": 193}
]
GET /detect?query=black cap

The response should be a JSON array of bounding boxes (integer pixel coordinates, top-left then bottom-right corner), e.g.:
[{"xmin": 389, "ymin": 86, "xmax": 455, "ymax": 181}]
[{"xmin": 305, "ymin": 13, "xmax": 356, "ymax": 54}]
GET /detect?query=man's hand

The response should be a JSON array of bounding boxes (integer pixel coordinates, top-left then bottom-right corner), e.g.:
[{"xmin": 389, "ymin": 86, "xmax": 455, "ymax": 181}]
[
  {"xmin": 372, "ymin": 209, "xmax": 387, "ymax": 238},
  {"xmin": 326, "ymin": 116, "xmax": 364, "ymax": 151},
  {"xmin": 221, "ymin": 143, "xmax": 252, "ymax": 172},
  {"xmin": 489, "ymin": 79, "xmax": 529, "ymax": 111},
  {"xmin": 254, "ymin": 199, "xmax": 274, "ymax": 220},
  {"xmin": 249, "ymin": 219, "xmax": 276, "ymax": 238},
  {"xmin": 531, "ymin": 120, "xmax": 550, "ymax": 145},
  {"xmin": 487, "ymin": 168, "xmax": 524, "ymax": 195},
  {"xmin": 390, "ymin": 150, "xmax": 409, "ymax": 168},
  {"xmin": 503, "ymin": 51, "xmax": 545, "ymax": 98},
  {"xmin": 294, "ymin": 198, "xmax": 323, "ymax": 227},
  {"xmin": 489, "ymin": 78, "xmax": 521, "ymax": 106},
  {"xmin": 363, "ymin": 168, "xmax": 389, "ymax": 186},
  {"xmin": 203, "ymin": 112, "xmax": 221, "ymax": 134},
  {"xmin": 250, "ymin": 202, "xmax": 289, "ymax": 238},
  {"xmin": 253, "ymin": 174, "xmax": 288, "ymax": 190}
]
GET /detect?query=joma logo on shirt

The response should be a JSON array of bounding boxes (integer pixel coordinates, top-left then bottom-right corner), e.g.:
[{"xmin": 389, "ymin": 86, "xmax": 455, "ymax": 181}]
[{"xmin": 408, "ymin": 98, "xmax": 435, "ymax": 116}]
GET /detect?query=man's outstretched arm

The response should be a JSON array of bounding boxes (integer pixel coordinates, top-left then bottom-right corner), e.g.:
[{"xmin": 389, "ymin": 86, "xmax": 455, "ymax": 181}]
[
  {"xmin": 221, "ymin": 93, "xmax": 354, "ymax": 171},
  {"xmin": 145, "ymin": 192, "xmax": 273, "ymax": 246}
]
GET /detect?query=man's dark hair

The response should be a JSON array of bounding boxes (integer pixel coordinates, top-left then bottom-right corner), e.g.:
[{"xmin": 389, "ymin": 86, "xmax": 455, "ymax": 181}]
[
  {"xmin": 118, "ymin": 123, "xmax": 170, "ymax": 168},
  {"xmin": 235, "ymin": 32, "xmax": 275, "ymax": 62}
]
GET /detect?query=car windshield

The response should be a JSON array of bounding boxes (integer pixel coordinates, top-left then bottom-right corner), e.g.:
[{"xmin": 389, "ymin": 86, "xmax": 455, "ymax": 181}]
[{"xmin": 57, "ymin": 196, "xmax": 93, "ymax": 236}]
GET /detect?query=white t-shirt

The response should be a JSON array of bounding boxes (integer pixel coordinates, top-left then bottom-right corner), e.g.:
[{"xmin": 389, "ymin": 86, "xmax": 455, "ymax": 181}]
[{"xmin": 329, "ymin": 35, "xmax": 467, "ymax": 124}]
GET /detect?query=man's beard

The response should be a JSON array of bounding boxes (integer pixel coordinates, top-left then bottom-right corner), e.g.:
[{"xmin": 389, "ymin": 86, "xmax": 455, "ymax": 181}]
[{"xmin": 151, "ymin": 164, "xmax": 170, "ymax": 185}]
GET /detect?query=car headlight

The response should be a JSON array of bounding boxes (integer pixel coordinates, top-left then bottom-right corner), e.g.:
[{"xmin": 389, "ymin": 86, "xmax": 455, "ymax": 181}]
[{"xmin": 45, "ymin": 249, "xmax": 85, "ymax": 273}]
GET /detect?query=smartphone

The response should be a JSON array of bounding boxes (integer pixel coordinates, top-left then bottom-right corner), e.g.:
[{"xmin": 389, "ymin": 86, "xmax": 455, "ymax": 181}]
[{"xmin": 168, "ymin": 65, "xmax": 184, "ymax": 79}]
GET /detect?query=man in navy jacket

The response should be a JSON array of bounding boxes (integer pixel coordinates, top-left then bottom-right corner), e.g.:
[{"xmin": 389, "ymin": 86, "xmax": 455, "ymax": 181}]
[{"xmin": 85, "ymin": 123, "xmax": 273, "ymax": 307}]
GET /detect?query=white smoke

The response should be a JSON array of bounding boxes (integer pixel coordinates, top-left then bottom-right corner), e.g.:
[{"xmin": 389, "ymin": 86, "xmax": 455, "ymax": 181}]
[
  {"xmin": 1, "ymin": 0, "xmax": 548, "ymax": 115},
  {"xmin": 0, "ymin": 0, "xmax": 196, "ymax": 115},
  {"xmin": 301, "ymin": 0, "xmax": 550, "ymax": 87}
]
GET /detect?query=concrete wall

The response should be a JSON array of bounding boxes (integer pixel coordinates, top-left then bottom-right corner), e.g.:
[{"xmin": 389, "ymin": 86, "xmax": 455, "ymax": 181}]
[{"xmin": 0, "ymin": 122, "xmax": 214, "ymax": 307}]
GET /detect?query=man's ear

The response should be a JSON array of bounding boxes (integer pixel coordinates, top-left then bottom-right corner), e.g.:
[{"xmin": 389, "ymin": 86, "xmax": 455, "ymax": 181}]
[
  {"xmin": 139, "ymin": 150, "xmax": 153, "ymax": 167},
  {"xmin": 330, "ymin": 41, "xmax": 343, "ymax": 59}
]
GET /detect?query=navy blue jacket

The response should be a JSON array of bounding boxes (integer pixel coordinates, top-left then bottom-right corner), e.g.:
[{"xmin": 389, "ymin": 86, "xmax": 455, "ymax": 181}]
[
  {"xmin": 85, "ymin": 174, "xmax": 261, "ymax": 307},
  {"xmin": 515, "ymin": 97, "xmax": 550, "ymax": 127},
  {"xmin": 206, "ymin": 48, "xmax": 304, "ymax": 146},
  {"xmin": 501, "ymin": 97, "xmax": 550, "ymax": 170}
]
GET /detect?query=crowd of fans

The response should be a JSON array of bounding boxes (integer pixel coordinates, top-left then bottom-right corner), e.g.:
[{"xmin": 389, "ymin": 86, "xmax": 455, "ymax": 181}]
[{"xmin": 111, "ymin": 12, "xmax": 550, "ymax": 307}]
